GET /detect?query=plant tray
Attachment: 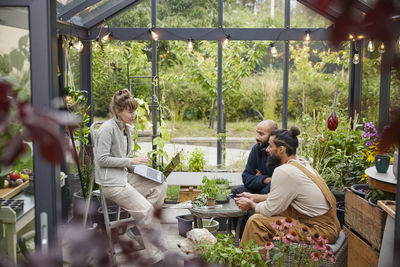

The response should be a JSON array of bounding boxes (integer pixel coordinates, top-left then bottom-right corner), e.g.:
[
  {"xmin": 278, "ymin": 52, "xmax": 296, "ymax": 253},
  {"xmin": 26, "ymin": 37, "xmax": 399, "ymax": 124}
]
[
  {"xmin": 0, "ymin": 181, "xmax": 30, "ymax": 200},
  {"xmin": 0, "ymin": 199, "xmax": 24, "ymax": 214}
]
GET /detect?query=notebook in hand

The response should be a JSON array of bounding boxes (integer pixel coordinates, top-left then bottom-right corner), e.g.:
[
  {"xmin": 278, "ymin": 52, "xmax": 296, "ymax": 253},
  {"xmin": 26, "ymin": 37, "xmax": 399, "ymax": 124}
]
[{"xmin": 133, "ymin": 151, "xmax": 181, "ymax": 183}]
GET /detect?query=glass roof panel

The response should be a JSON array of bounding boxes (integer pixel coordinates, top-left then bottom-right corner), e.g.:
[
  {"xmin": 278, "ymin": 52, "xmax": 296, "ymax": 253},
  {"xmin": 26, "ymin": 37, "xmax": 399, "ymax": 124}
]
[
  {"xmin": 56, "ymin": 0, "xmax": 85, "ymax": 17},
  {"xmin": 291, "ymin": 1, "xmax": 332, "ymax": 28},
  {"xmin": 69, "ymin": 0, "xmax": 128, "ymax": 27},
  {"xmin": 107, "ymin": 0, "xmax": 151, "ymax": 28}
]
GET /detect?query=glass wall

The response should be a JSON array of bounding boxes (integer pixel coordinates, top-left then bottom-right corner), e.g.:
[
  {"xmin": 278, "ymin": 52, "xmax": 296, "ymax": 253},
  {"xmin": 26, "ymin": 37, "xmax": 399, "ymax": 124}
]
[{"xmin": 290, "ymin": 2, "xmax": 332, "ymax": 28}]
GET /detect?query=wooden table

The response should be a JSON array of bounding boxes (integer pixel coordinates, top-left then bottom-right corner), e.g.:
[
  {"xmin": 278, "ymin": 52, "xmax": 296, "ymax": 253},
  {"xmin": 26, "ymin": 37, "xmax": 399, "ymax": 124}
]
[
  {"xmin": 189, "ymin": 198, "xmax": 246, "ymax": 245},
  {"xmin": 0, "ymin": 191, "xmax": 35, "ymax": 264},
  {"xmin": 366, "ymin": 165, "xmax": 397, "ymax": 193}
]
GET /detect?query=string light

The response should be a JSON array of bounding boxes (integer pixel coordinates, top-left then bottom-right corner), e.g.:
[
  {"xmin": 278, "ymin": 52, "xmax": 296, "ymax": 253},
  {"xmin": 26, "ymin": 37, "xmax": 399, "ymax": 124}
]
[
  {"xmin": 270, "ymin": 43, "xmax": 278, "ymax": 57},
  {"xmin": 349, "ymin": 34, "xmax": 355, "ymax": 41},
  {"xmin": 149, "ymin": 29, "xmax": 159, "ymax": 41},
  {"xmin": 68, "ymin": 40, "xmax": 74, "ymax": 48},
  {"xmin": 367, "ymin": 39, "xmax": 375, "ymax": 52},
  {"xmin": 304, "ymin": 31, "xmax": 311, "ymax": 44},
  {"xmin": 223, "ymin": 34, "xmax": 231, "ymax": 46},
  {"xmin": 188, "ymin": 39, "xmax": 193, "ymax": 52},
  {"xmin": 101, "ymin": 32, "xmax": 112, "ymax": 43},
  {"xmin": 378, "ymin": 42, "xmax": 385, "ymax": 53},
  {"xmin": 352, "ymin": 51, "xmax": 360, "ymax": 64},
  {"xmin": 397, "ymin": 37, "xmax": 400, "ymax": 50},
  {"xmin": 73, "ymin": 40, "xmax": 84, "ymax": 52}
]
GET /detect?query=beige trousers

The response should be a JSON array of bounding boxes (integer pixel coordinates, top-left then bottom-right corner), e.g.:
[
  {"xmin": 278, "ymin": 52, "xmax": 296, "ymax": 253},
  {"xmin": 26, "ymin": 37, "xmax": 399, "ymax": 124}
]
[{"xmin": 102, "ymin": 173, "xmax": 168, "ymax": 263}]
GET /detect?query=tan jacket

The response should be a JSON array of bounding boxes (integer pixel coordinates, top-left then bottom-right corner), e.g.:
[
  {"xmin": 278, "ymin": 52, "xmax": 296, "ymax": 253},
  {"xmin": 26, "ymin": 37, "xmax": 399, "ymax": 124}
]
[{"xmin": 94, "ymin": 116, "xmax": 135, "ymax": 186}]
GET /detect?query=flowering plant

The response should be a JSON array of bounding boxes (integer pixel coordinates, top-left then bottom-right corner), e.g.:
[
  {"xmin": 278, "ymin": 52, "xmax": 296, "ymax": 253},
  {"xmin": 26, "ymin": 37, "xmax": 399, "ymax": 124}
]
[
  {"xmin": 265, "ymin": 217, "xmax": 334, "ymax": 267},
  {"xmin": 361, "ymin": 122, "xmax": 382, "ymax": 163}
]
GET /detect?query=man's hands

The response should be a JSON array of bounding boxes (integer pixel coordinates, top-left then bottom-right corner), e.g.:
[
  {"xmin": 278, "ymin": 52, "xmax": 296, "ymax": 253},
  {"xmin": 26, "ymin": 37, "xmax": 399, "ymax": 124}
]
[
  {"xmin": 256, "ymin": 169, "xmax": 271, "ymax": 185},
  {"xmin": 255, "ymin": 169, "xmax": 262, "ymax": 176},
  {"xmin": 130, "ymin": 157, "xmax": 150, "ymax": 165},
  {"xmin": 234, "ymin": 197, "xmax": 255, "ymax": 211},
  {"xmin": 236, "ymin": 192, "xmax": 267, "ymax": 203}
]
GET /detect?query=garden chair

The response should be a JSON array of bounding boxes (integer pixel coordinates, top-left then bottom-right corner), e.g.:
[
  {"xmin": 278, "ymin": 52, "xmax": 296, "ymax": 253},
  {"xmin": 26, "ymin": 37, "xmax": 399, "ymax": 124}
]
[{"xmin": 84, "ymin": 121, "xmax": 143, "ymax": 266}]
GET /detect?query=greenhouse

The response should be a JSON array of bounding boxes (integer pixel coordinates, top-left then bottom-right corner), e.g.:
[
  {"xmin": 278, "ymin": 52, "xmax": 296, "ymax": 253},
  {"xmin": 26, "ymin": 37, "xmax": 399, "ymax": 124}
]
[{"xmin": 0, "ymin": 0, "xmax": 399, "ymax": 266}]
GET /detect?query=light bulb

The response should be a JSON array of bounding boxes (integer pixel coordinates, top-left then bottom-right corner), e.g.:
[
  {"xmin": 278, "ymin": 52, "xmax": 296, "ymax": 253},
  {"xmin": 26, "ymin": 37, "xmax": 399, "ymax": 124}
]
[
  {"xmin": 397, "ymin": 37, "xmax": 400, "ymax": 50},
  {"xmin": 223, "ymin": 35, "xmax": 230, "ymax": 46},
  {"xmin": 367, "ymin": 40, "xmax": 374, "ymax": 52},
  {"xmin": 352, "ymin": 51, "xmax": 360, "ymax": 64},
  {"xmin": 150, "ymin": 29, "xmax": 159, "ymax": 41},
  {"xmin": 270, "ymin": 44, "xmax": 278, "ymax": 58},
  {"xmin": 73, "ymin": 40, "xmax": 83, "ymax": 52},
  {"xmin": 378, "ymin": 42, "xmax": 385, "ymax": 53},
  {"xmin": 101, "ymin": 32, "xmax": 111, "ymax": 43},
  {"xmin": 349, "ymin": 34, "xmax": 355, "ymax": 41},
  {"xmin": 188, "ymin": 39, "xmax": 193, "ymax": 52},
  {"xmin": 305, "ymin": 31, "xmax": 311, "ymax": 44}
]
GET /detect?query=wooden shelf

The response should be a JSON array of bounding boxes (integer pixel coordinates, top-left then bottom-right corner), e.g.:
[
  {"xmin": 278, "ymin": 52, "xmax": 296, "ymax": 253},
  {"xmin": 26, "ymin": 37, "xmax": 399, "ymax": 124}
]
[{"xmin": 0, "ymin": 182, "xmax": 29, "ymax": 200}]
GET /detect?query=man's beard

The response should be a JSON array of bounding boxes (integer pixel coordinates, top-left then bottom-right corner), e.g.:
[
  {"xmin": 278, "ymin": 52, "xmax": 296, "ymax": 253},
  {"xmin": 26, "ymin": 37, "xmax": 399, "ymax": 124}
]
[
  {"xmin": 267, "ymin": 154, "xmax": 281, "ymax": 169},
  {"xmin": 257, "ymin": 140, "xmax": 269, "ymax": 149}
]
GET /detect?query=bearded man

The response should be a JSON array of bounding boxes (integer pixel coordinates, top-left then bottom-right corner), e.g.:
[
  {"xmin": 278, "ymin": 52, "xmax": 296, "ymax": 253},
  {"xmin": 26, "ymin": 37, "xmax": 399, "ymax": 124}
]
[
  {"xmin": 231, "ymin": 120, "xmax": 278, "ymax": 197},
  {"xmin": 235, "ymin": 126, "xmax": 340, "ymax": 246}
]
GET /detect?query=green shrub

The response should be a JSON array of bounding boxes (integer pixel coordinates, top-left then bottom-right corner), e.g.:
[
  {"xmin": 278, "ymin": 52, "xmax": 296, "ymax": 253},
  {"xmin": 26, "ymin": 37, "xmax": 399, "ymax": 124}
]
[{"xmin": 188, "ymin": 149, "xmax": 206, "ymax": 172}]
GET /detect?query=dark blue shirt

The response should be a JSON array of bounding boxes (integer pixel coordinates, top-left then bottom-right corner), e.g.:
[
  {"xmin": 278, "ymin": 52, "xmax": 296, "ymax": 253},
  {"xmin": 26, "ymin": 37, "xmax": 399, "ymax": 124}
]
[{"xmin": 241, "ymin": 144, "xmax": 275, "ymax": 194}]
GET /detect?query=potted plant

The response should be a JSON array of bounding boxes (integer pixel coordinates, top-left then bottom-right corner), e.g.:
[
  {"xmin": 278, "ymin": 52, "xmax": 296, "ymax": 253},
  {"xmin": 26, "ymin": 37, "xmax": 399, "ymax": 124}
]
[
  {"xmin": 200, "ymin": 176, "xmax": 220, "ymax": 207},
  {"xmin": 214, "ymin": 177, "xmax": 230, "ymax": 203}
]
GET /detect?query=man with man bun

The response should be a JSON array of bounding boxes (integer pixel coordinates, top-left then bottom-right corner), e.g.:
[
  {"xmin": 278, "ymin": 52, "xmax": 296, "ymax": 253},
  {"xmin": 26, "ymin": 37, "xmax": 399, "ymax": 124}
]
[{"xmin": 235, "ymin": 126, "xmax": 340, "ymax": 246}]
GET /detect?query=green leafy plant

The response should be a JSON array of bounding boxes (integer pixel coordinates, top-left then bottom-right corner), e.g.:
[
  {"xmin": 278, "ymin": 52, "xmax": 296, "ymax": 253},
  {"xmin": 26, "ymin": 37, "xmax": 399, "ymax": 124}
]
[
  {"xmin": 200, "ymin": 176, "xmax": 220, "ymax": 199},
  {"xmin": 197, "ymin": 234, "xmax": 264, "ymax": 267},
  {"xmin": 192, "ymin": 193, "xmax": 208, "ymax": 208},
  {"xmin": 188, "ymin": 149, "xmax": 206, "ymax": 172},
  {"xmin": 365, "ymin": 188, "xmax": 395, "ymax": 204},
  {"xmin": 166, "ymin": 185, "xmax": 180, "ymax": 201},
  {"xmin": 214, "ymin": 177, "xmax": 229, "ymax": 185}
]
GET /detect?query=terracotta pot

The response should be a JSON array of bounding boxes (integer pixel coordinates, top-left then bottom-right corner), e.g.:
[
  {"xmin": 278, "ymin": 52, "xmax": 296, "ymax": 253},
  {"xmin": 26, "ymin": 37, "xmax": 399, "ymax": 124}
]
[{"xmin": 207, "ymin": 198, "xmax": 216, "ymax": 207}]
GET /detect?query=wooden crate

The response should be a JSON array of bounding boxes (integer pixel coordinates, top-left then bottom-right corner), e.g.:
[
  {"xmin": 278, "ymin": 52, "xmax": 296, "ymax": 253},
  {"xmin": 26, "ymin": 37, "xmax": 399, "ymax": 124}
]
[
  {"xmin": 343, "ymin": 226, "xmax": 379, "ymax": 267},
  {"xmin": 179, "ymin": 186, "xmax": 201, "ymax": 203},
  {"xmin": 344, "ymin": 189, "xmax": 387, "ymax": 251}
]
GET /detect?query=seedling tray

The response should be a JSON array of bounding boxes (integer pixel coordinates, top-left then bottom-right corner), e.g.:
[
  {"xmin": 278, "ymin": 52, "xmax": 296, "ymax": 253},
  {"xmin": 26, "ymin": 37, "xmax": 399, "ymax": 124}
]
[{"xmin": 0, "ymin": 199, "xmax": 24, "ymax": 214}]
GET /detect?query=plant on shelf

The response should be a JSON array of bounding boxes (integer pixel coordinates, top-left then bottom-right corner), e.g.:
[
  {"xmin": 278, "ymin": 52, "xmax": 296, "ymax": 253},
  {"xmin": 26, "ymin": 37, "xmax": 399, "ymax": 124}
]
[
  {"xmin": 365, "ymin": 187, "xmax": 395, "ymax": 206},
  {"xmin": 215, "ymin": 177, "xmax": 230, "ymax": 202},
  {"xmin": 192, "ymin": 193, "xmax": 208, "ymax": 208},
  {"xmin": 200, "ymin": 176, "xmax": 220, "ymax": 206},
  {"xmin": 188, "ymin": 148, "xmax": 206, "ymax": 172}
]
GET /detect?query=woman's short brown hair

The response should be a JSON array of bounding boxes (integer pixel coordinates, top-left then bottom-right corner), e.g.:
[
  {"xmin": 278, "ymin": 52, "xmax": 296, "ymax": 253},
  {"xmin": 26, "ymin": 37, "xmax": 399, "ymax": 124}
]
[{"xmin": 110, "ymin": 89, "xmax": 138, "ymax": 114}]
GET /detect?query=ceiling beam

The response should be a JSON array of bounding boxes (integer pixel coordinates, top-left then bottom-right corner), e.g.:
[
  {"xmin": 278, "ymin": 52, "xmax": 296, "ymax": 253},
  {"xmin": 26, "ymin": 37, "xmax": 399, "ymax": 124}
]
[{"xmin": 57, "ymin": 0, "xmax": 101, "ymax": 21}]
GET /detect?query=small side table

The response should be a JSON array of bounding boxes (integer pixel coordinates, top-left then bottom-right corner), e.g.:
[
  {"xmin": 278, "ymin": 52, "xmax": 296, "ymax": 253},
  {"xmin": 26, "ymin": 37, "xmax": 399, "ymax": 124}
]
[
  {"xmin": 189, "ymin": 199, "xmax": 246, "ymax": 246},
  {"xmin": 365, "ymin": 165, "xmax": 396, "ymax": 193}
]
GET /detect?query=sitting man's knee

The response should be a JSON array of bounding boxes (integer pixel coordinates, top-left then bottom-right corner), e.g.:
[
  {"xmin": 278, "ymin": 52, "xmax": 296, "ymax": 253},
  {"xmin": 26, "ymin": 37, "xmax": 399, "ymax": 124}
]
[{"xmin": 231, "ymin": 185, "xmax": 246, "ymax": 196}]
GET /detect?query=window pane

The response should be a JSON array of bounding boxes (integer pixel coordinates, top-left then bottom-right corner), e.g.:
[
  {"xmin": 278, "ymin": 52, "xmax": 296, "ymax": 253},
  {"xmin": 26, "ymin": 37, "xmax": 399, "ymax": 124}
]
[
  {"xmin": 290, "ymin": 1, "xmax": 332, "ymax": 28},
  {"xmin": 224, "ymin": 0, "xmax": 284, "ymax": 28},
  {"xmin": 157, "ymin": 0, "xmax": 218, "ymax": 28},
  {"xmin": 108, "ymin": 0, "xmax": 151, "ymax": 28},
  {"xmin": 0, "ymin": 7, "xmax": 31, "ymax": 99}
]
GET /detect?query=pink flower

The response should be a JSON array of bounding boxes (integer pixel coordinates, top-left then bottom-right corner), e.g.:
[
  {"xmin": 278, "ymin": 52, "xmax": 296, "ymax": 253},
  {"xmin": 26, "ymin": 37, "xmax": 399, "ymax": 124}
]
[
  {"xmin": 311, "ymin": 251, "xmax": 321, "ymax": 261},
  {"xmin": 282, "ymin": 236, "xmax": 292, "ymax": 245},
  {"xmin": 264, "ymin": 241, "xmax": 274, "ymax": 250},
  {"xmin": 283, "ymin": 217, "xmax": 294, "ymax": 227},
  {"xmin": 273, "ymin": 233, "xmax": 281, "ymax": 241},
  {"xmin": 318, "ymin": 235, "xmax": 328, "ymax": 244},
  {"xmin": 272, "ymin": 220, "xmax": 284, "ymax": 230},
  {"xmin": 286, "ymin": 231, "xmax": 299, "ymax": 242},
  {"xmin": 314, "ymin": 239, "xmax": 326, "ymax": 251}
]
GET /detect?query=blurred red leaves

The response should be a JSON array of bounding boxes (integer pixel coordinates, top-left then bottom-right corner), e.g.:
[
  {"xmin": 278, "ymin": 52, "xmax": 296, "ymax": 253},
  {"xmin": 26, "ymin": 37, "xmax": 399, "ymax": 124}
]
[{"xmin": 0, "ymin": 81, "xmax": 79, "ymax": 167}]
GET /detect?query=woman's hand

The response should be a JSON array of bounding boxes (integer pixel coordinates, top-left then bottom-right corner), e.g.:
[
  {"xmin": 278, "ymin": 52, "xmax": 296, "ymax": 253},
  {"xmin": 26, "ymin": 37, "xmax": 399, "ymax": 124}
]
[{"xmin": 130, "ymin": 157, "xmax": 150, "ymax": 165}]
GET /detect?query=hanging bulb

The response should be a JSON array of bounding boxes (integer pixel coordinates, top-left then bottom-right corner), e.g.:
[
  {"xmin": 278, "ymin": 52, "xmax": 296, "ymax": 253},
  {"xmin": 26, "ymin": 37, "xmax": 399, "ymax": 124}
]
[
  {"xmin": 73, "ymin": 40, "xmax": 83, "ymax": 52},
  {"xmin": 367, "ymin": 39, "xmax": 375, "ymax": 52},
  {"xmin": 397, "ymin": 37, "xmax": 400, "ymax": 50},
  {"xmin": 304, "ymin": 31, "xmax": 311, "ymax": 44},
  {"xmin": 349, "ymin": 34, "xmax": 355, "ymax": 41},
  {"xmin": 94, "ymin": 41, "xmax": 99, "ymax": 48},
  {"xmin": 68, "ymin": 40, "xmax": 74, "ymax": 48},
  {"xmin": 223, "ymin": 35, "xmax": 231, "ymax": 46},
  {"xmin": 101, "ymin": 32, "xmax": 112, "ymax": 43},
  {"xmin": 150, "ymin": 29, "xmax": 159, "ymax": 41},
  {"xmin": 352, "ymin": 51, "xmax": 360, "ymax": 64},
  {"xmin": 378, "ymin": 42, "xmax": 385, "ymax": 53},
  {"xmin": 188, "ymin": 39, "xmax": 193, "ymax": 52},
  {"xmin": 270, "ymin": 43, "xmax": 278, "ymax": 58}
]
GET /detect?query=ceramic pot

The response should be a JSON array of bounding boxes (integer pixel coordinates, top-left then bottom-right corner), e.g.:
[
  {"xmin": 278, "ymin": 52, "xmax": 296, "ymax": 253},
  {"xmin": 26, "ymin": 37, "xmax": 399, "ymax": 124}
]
[
  {"xmin": 375, "ymin": 154, "xmax": 390, "ymax": 173},
  {"xmin": 207, "ymin": 198, "xmax": 216, "ymax": 207}
]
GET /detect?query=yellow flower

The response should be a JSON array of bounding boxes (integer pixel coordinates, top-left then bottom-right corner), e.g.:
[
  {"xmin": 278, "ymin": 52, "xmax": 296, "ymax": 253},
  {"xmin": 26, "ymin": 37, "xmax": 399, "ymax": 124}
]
[{"xmin": 359, "ymin": 174, "xmax": 368, "ymax": 183}]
